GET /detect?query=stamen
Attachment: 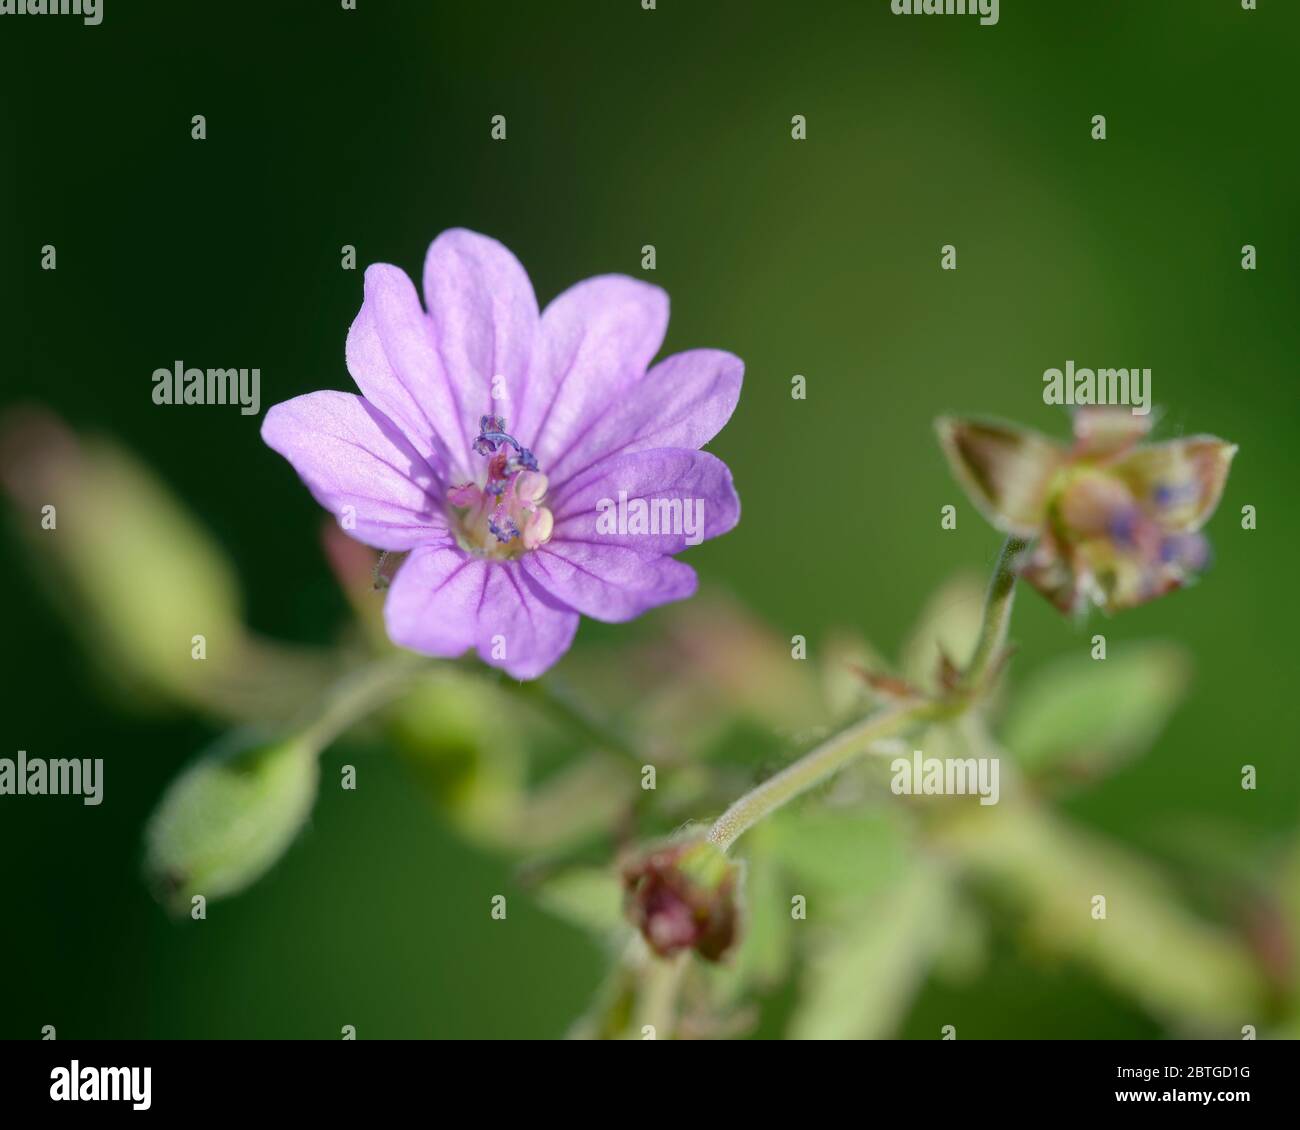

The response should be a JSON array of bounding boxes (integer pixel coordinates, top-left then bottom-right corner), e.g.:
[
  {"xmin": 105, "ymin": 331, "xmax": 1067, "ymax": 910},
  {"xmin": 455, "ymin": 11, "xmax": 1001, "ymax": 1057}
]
[
  {"xmin": 514, "ymin": 471, "xmax": 548, "ymax": 503},
  {"xmin": 488, "ymin": 513, "xmax": 521, "ymax": 543},
  {"xmin": 450, "ymin": 416, "xmax": 550, "ymax": 557},
  {"xmin": 523, "ymin": 506, "xmax": 554, "ymax": 549}
]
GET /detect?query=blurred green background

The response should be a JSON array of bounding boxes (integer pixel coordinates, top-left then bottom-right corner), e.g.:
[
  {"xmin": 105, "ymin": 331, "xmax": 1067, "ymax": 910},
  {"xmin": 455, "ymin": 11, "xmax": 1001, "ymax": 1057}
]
[{"xmin": 1, "ymin": 0, "xmax": 1297, "ymax": 1038}]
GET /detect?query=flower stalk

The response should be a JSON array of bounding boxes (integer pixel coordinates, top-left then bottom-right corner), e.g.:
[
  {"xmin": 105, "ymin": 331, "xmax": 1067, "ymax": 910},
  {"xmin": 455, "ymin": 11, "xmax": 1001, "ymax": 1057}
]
[
  {"xmin": 953, "ymin": 535, "xmax": 1029, "ymax": 698},
  {"xmin": 499, "ymin": 673, "xmax": 644, "ymax": 763},
  {"xmin": 706, "ymin": 535, "xmax": 1028, "ymax": 853},
  {"xmin": 297, "ymin": 652, "xmax": 430, "ymax": 753},
  {"xmin": 706, "ymin": 699, "xmax": 939, "ymax": 852}
]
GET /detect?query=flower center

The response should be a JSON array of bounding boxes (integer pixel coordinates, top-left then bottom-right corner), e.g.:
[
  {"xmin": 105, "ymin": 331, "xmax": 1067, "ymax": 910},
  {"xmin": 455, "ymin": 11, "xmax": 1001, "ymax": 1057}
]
[{"xmin": 446, "ymin": 415, "xmax": 554, "ymax": 560}]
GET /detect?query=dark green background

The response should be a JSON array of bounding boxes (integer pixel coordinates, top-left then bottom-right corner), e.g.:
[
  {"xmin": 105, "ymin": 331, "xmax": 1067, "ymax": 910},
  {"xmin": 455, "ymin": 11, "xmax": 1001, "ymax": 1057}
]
[{"xmin": 2, "ymin": 0, "xmax": 1296, "ymax": 1038}]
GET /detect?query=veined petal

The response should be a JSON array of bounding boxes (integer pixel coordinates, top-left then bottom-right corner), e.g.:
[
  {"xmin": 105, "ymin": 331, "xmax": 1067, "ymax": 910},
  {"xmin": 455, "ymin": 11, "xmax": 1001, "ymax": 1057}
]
[
  {"xmin": 935, "ymin": 417, "xmax": 1065, "ymax": 536},
  {"xmin": 261, "ymin": 391, "xmax": 447, "ymax": 550},
  {"xmin": 518, "ymin": 275, "xmax": 669, "ymax": 468},
  {"xmin": 422, "ymin": 229, "xmax": 539, "ymax": 454},
  {"xmin": 523, "ymin": 541, "xmax": 698, "ymax": 623},
  {"xmin": 346, "ymin": 264, "xmax": 468, "ymax": 482},
  {"xmin": 1113, "ymin": 436, "xmax": 1238, "ymax": 533},
  {"xmin": 384, "ymin": 545, "xmax": 579, "ymax": 679},
  {"xmin": 546, "ymin": 348, "xmax": 743, "ymax": 490},
  {"xmin": 549, "ymin": 448, "xmax": 740, "ymax": 555},
  {"xmin": 381, "ymin": 542, "xmax": 482, "ymax": 657}
]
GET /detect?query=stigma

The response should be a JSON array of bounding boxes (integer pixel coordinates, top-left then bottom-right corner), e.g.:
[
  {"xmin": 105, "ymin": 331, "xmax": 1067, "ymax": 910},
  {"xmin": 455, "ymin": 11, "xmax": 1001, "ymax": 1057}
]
[{"xmin": 446, "ymin": 416, "xmax": 554, "ymax": 559}]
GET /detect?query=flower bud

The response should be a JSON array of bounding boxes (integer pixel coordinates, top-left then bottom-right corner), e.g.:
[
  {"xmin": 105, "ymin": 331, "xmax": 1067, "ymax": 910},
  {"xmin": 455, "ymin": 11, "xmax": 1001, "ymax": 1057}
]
[
  {"xmin": 622, "ymin": 838, "xmax": 740, "ymax": 962},
  {"xmin": 144, "ymin": 729, "xmax": 318, "ymax": 914}
]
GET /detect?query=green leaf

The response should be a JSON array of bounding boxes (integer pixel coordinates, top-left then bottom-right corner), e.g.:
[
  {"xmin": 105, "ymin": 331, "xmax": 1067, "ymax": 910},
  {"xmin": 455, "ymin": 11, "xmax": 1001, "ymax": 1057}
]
[
  {"xmin": 930, "ymin": 891, "xmax": 989, "ymax": 984},
  {"xmin": 533, "ymin": 868, "xmax": 625, "ymax": 935},
  {"xmin": 1002, "ymin": 642, "xmax": 1190, "ymax": 775},
  {"xmin": 765, "ymin": 808, "xmax": 909, "ymax": 896},
  {"xmin": 4, "ymin": 424, "xmax": 337, "ymax": 723},
  {"xmin": 144, "ymin": 730, "xmax": 318, "ymax": 913},
  {"xmin": 819, "ymin": 630, "xmax": 894, "ymax": 719},
  {"xmin": 15, "ymin": 435, "xmax": 244, "ymax": 703},
  {"xmin": 787, "ymin": 861, "xmax": 952, "ymax": 1039},
  {"xmin": 1277, "ymin": 830, "xmax": 1300, "ymax": 1005},
  {"xmin": 388, "ymin": 673, "xmax": 527, "ymax": 841},
  {"xmin": 900, "ymin": 573, "xmax": 986, "ymax": 692},
  {"xmin": 934, "ymin": 796, "xmax": 1264, "ymax": 1030}
]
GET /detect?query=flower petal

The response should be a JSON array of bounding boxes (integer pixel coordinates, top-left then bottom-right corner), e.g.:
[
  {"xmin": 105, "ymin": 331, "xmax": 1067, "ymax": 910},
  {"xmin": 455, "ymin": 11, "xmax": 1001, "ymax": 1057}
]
[
  {"xmin": 549, "ymin": 448, "xmax": 740, "ymax": 554},
  {"xmin": 345, "ymin": 263, "xmax": 471, "ymax": 482},
  {"xmin": 384, "ymin": 545, "xmax": 579, "ymax": 679},
  {"xmin": 1021, "ymin": 527, "xmax": 1206, "ymax": 617},
  {"xmin": 546, "ymin": 348, "xmax": 743, "ymax": 489},
  {"xmin": 1071, "ymin": 406, "xmax": 1155, "ymax": 459},
  {"xmin": 523, "ymin": 541, "xmax": 698, "ymax": 623},
  {"xmin": 1018, "ymin": 538, "xmax": 1083, "ymax": 616},
  {"xmin": 381, "ymin": 541, "xmax": 482, "ymax": 657},
  {"xmin": 517, "ymin": 275, "xmax": 669, "ymax": 468},
  {"xmin": 478, "ymin": 568, "xmax": 580, "ymax": 679},
  {"xmin": 935, "ymin": 417, "xmax": 1065, "ymax": 536},
  {"xmin": 1114, "ymin": 436, "xmax": 1237, "ymax": 533},
  {"xmin": 261, "ymin": 391, "xmax": 447, "ymax": 550},
  {"xmin": 422, "ymin": 228, "xmax": 539, "ymax": 452}
]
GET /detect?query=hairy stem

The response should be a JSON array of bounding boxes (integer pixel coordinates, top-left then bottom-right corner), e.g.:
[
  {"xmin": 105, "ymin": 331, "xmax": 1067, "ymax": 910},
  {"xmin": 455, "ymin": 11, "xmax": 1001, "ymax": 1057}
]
[
  {"xmin": 707, "ymin": 700, "xmax": 939, "ymax": 851},
  {"xmin": 707, "ymin": 535, "xmax": 1027, "ymax": 853}
]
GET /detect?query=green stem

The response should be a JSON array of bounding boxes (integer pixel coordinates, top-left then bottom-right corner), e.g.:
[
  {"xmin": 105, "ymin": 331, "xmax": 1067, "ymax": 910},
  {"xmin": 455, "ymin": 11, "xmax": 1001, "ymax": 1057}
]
[
  {"xmin": 636, "ymin": 951, "xmax": 689, "ymax": 1039},
  {"xmin": 956, "ymin": 535, "xmax": 1028, "ymax": 694},
  {"xmin": 293, "ymin": 655, "xmax": 641, "ymax": 772},
  {"xmin": 499, "ymin": 674, "xmax": 642, "ymax": 762},
  {"xmin": 297, "ymin": 652, "xmax": 430, "ymax": 753},
  {"xmin": 706, "ymin": 535, "xmax": 1027, "ymax": 853},
  {"xmin": 707, "ymin": 700, "xmax": 938, "ymax": 852}
]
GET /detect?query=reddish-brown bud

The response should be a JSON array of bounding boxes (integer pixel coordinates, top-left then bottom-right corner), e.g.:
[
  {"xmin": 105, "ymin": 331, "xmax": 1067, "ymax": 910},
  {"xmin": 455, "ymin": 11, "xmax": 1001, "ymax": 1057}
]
[{"xmin": 621, "ymin": 839, "xmax": 740, "ymax": 962}]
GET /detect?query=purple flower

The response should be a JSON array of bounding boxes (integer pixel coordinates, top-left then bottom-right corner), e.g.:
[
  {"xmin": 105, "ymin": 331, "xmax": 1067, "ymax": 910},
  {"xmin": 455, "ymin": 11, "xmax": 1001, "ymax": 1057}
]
[{"xmin": 262, "ymin": 229, "xmax": 742, "ymax": 678}]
